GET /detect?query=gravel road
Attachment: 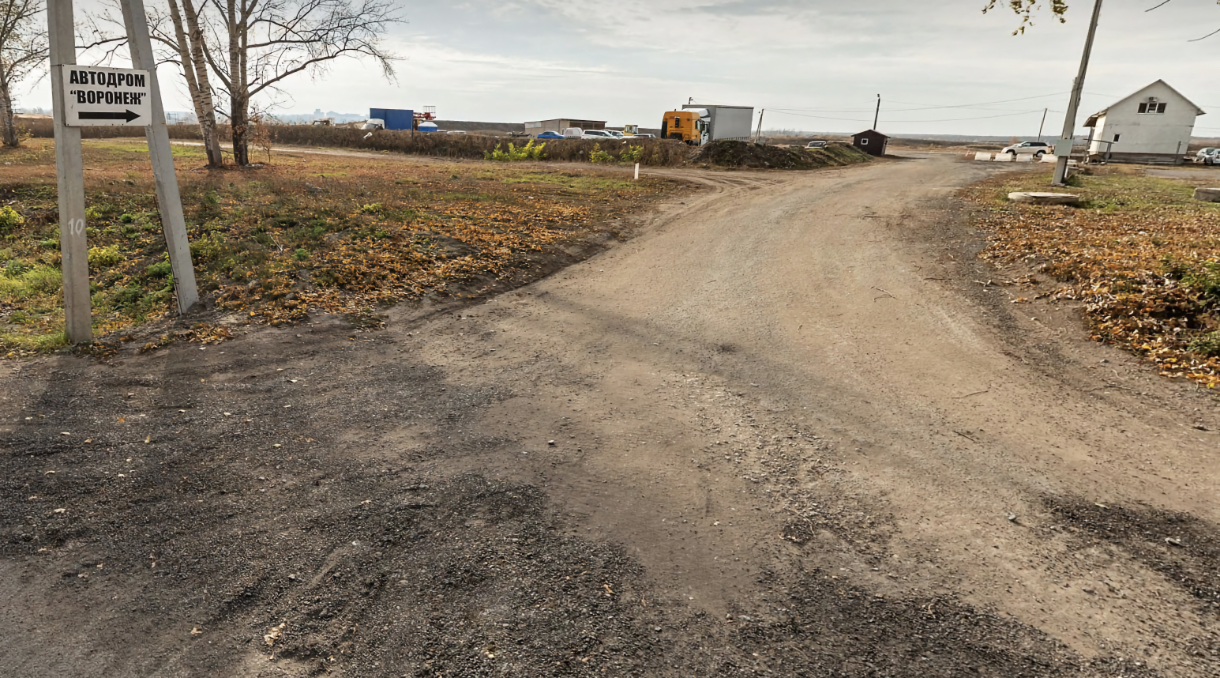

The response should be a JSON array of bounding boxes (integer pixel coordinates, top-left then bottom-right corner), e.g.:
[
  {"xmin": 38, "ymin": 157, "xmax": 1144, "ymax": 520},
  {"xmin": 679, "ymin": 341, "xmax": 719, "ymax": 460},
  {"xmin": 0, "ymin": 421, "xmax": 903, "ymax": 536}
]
[{"xmin": 2, "ymin": 152, "xmax": 1218, "ymax": 677}]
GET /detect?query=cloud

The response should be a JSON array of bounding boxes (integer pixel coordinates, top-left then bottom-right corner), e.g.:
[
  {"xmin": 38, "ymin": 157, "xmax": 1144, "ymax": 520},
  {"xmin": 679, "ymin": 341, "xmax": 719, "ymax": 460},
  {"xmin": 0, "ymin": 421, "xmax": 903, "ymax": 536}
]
[{"xmin": 17, "ymin": 0, "xmax": 1220, "ymax": 136}]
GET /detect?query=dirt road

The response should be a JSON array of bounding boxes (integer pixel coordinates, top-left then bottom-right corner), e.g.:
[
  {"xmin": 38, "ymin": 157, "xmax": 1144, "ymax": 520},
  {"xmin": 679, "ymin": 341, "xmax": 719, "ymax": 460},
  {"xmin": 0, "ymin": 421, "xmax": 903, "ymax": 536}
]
[{"xmin": 2, "ymin": 153, "xmax": 1218, "ymax": 677}]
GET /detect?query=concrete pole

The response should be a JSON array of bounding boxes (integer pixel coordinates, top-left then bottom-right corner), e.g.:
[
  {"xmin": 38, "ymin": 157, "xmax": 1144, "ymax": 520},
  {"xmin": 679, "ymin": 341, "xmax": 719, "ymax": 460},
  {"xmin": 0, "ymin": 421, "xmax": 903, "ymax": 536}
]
[
  {"xmin": 873, "ymin": 94, "xmax": 880, "ymax": 130},
  {"xmin": 1038, "ymin": 108, "xmax": 1047, "ymax": 142},
  {"xmin": 1053, "ymin": 0, "xmax": 1104, "ymax": 186},
  {"xmin": 121, "ymin": 0, "xmax": 199, "ymax": 313},
  {"xmin": 755, "ymin": 109, "xmax": 765, "ymax": 143},
  {"xmin": 48, "ymin": 0, "xmax": 91, "ymax": 343}
]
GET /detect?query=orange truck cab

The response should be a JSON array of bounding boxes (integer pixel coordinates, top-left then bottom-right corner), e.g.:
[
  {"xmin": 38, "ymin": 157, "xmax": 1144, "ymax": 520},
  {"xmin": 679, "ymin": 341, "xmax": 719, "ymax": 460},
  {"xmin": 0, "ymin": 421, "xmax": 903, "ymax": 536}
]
[{"xmin": 661, "ymin": 110, "xmax": 709, "ymax": 145}]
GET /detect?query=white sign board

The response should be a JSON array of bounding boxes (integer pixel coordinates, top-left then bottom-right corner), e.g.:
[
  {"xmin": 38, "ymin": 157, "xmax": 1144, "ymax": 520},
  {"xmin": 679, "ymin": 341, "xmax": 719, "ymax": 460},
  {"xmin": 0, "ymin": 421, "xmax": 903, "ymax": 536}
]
[{"xmin": 61, "ymin": 66, "xmax": 152, "ymax": 127}]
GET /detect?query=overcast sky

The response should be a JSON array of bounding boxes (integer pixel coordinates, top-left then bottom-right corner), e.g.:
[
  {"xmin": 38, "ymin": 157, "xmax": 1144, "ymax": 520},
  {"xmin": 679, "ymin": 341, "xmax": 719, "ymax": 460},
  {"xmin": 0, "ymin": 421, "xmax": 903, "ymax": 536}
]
[{"xmin": 27, "ymin": 0, "xmax": 1220, "ymax": 137}]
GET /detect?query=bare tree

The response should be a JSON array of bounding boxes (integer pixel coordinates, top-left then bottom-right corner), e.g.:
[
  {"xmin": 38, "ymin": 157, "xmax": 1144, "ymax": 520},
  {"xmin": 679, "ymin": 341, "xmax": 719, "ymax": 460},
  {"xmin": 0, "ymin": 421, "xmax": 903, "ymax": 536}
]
[
  {"xmin": 0, "ymin": 0, "xmax": 47, "ymax": 147},
  {"xmin": 84, "ymin": 0, "xmax": 225, "ymax": 166},
  {"xmin": 200, "ymin": 0, "xmax": 401, "ymax": 165},
  {"xmin": 157, "ymin": 0, "xmax": 223, "ymax": 166}
]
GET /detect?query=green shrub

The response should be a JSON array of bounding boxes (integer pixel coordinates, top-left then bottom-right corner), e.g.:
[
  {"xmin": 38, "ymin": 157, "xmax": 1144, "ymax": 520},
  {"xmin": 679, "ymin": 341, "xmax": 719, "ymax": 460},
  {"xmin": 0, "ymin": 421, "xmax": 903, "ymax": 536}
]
[
  {"xmin": 0, "ymin": 206, "xmax": 24, "ymax": 232},
  {"xmin": 0, "ymin": 265, "xmax": 62, "ymax": 301},
  {"xmin": 88, "ymin": 245, "xmax": 124, "ymax": 268},
  {"xmin": 146, "ymin": 259, "xmax": 172, "ymax": 278},
  {"xmin": 1182, "ymin": 261, "xmax": 1220, "ymax": 302},
  {"xmin": 485, "ymin": 139, "xmax": 546, "ymax": 162},
  {"xmin": 359, "ymin": 202, "xmax": 385, "ymax": 215},
  {"xmin": 621, "ymin": 145, "xmax": 644, "ymax": 164},
  {"xmin": 1188, "ymin": 329, "xmax": 1220, "ymax": 357},
  {"xmin": 3, "ymin": 259, "xmax": 29, "ymax": 278},
  {"xmin": 293, "ymin": 248, "xmax": 310, "ymax": 261},
  {"xmin": 189, "ymin": 231, "xmax": 228, "ymax": 261},
  {"xmin": 589, "ymin": 143, "xmax": 615, "ymax": 164}
]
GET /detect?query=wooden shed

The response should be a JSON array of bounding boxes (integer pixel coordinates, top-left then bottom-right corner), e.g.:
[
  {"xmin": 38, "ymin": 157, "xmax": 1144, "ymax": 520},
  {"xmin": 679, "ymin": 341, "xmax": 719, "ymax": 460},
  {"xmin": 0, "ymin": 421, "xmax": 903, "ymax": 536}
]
[{"xmin": 851, "ymin": 129, "xmax": 889, "ymax": 156}]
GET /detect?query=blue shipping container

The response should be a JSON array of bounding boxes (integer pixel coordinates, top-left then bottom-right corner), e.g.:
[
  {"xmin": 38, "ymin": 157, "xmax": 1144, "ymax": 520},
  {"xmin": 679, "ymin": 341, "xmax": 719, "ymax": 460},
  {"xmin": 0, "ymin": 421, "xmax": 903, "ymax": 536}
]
[{"xmin": 369, "ymin": 108, "xmax": 414, "ymax": 131}]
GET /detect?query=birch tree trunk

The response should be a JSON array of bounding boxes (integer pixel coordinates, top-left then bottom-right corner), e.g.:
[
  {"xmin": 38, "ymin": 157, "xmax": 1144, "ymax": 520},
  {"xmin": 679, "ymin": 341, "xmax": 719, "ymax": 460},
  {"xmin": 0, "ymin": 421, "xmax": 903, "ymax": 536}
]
[
  {"xmin": 166, "ymin": 0, "xmax": 222, "ymax": 166},
  {"xmin": 0, "ymin": 79, "xmax": 17, "ymax": 147}
]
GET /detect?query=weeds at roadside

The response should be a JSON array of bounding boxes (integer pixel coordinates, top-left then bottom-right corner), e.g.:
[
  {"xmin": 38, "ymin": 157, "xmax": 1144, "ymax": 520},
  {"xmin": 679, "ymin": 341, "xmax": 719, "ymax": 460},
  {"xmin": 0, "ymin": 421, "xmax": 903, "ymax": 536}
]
[
  {"xmin": 967, "ymin": 168, "xmax": 1220, "ymax": 389},
  {"xmin": 0, "ymin": 138, "xmax": 679, "ymax": 357}
]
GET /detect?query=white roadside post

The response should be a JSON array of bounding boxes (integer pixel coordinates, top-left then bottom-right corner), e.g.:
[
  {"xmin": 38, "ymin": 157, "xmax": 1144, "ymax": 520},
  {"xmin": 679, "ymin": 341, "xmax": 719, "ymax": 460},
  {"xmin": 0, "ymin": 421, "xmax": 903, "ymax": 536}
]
[
  {"xmin": 120, "ymin": 0, "xmax": 198, "ymax": 313},
  {"xmin": 48, "ymin": 1, "xmax": 91, "ymax": 343}
]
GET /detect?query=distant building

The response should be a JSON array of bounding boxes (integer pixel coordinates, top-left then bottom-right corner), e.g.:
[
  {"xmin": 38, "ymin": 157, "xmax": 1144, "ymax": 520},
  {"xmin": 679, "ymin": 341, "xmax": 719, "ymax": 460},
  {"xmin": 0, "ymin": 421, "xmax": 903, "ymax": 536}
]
[
  {"xmin": 1083, "ymin": 80, "xmax": 1204, "ymax": 164},
  {"xmin": 851, "ymin": 129, "xmax": 888, "ymax": 156},
  {"xmin": 523, "ymin": 118, "xmax": 606, "ymax": 133},
  {"xmin": 165, "ymin": 111, "xmax": 198, "ymax": 125}
]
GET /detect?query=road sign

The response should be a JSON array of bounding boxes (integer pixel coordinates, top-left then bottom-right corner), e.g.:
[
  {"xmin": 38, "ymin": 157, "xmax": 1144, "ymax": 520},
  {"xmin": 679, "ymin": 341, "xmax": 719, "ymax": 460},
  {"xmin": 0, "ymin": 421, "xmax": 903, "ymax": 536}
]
[{"xmin": 61, "ymin": 65, "xmax": 151, "ymax": 127}]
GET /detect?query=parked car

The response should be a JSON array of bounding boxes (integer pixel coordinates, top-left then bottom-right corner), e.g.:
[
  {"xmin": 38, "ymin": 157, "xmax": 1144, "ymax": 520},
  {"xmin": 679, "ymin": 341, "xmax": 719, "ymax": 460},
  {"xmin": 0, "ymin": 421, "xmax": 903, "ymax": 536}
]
[
  {"xmin": 360, "ymin": 118, "xmax": 384, "ymax": 130},
  {"xmin": 445, "ymin": 130, "xmax": 467, "ymax": 135},
  {"xmin": 563, "ymin": 127, "xmax": 584, "ymax": 139},
  {"xmin": 633, "ymin": 133, "xmax": 656, "ymax": 139},
  {"xmin": 1000, "ymin": 141, "xmax": 1052, "ymax": 157},
  {"xmin": 805, "ymin": 140, "xmax": 828, "ymax": 148},
  {"xmin": 535, "ymin": 131, "xmax": 565, "ymax": 140},
  {"xmin": 582, "ymin": 130, "xmax": 616, "ymax": 140},
  {"xmin": 1194, "ymin": 147, "xmax": 1219, "ymax": 165},
  {"xmin": 606, "ymin": 130, "xmax": 625, "ymax": 139}
]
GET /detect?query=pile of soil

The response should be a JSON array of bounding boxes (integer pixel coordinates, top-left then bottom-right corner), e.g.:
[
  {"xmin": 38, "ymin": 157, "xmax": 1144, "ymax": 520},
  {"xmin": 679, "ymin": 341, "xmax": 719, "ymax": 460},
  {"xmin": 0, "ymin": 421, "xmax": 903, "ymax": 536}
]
[{"xmin": 695, "ymin": 140, "xmax": 872, "ymax": 169}]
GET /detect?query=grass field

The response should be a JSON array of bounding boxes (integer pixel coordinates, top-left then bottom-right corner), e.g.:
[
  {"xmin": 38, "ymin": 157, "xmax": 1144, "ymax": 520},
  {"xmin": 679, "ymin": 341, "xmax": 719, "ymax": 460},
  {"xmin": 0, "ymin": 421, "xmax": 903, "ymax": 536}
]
[
  {"xmin": 0, "ymin": 139, "xmax": 680, "ymax": 357},
  {"xmin": 967, "ymin": 165, "xmax": 1220, "ymax": 389}
]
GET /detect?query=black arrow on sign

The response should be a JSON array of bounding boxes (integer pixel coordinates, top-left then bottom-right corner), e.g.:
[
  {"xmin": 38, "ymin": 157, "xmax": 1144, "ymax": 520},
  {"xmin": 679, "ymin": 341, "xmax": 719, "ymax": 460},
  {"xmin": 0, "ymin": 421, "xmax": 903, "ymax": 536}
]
[{"xmin": 79, "ymin": 110, "xmax": 141, "ymax": 123}]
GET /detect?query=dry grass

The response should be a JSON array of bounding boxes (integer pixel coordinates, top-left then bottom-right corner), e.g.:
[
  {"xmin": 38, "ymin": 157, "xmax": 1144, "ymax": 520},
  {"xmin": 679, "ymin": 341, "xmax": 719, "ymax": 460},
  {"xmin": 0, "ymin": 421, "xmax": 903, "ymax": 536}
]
[
  {"xmin": 0, "ymin": 138, "xmax": 682, "ymax": 357},
  {"xmin": 966, "ymin": 166, "xmax": 1220, "ymax": 389}
]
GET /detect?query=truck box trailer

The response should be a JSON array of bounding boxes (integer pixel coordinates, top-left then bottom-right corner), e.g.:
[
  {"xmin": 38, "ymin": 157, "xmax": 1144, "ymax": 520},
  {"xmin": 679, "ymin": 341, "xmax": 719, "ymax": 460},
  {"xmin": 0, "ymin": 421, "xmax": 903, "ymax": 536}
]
[
  {"xmin": 369, "ymin": 108, "xmax": 415, "ymax": 131},
  {"xmin": 682, "ymin": 104, "xmax": 753, "ymax": 142}
]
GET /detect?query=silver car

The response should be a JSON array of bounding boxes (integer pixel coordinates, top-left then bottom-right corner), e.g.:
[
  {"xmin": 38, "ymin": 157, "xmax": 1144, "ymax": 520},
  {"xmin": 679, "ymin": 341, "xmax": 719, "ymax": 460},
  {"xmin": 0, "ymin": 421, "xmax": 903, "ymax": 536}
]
[
  {"xmin": 1000, "ymin": 141, "xmax": 1052, "ymax": 158},
  {"xmin": 1195, "ymin": 148, "xmax": 1218, "ymax": 165}
]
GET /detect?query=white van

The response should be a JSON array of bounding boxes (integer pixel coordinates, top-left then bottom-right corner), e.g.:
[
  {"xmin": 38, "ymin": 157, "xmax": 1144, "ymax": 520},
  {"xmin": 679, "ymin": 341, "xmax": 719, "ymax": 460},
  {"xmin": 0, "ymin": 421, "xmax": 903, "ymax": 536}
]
[{"xmin": 562, "ymin": 127, "xmax": 583, "ymax": 139}]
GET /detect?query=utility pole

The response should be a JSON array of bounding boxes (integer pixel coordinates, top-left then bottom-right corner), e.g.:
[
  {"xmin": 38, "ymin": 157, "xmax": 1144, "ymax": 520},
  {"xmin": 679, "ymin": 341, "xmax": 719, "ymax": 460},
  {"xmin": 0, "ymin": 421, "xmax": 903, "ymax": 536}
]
[
  {"xmin": 873, "ymin": 94, "xmax": 881, "ymax": 130},
  {"xmin": 755, "ymin": 109, "xmax": 765, "ymax": 143},
  {"xmin": 1053, "ymin": 0, "xmax": 1104, "ymax": 185},
  {"xmin": 1038, "ymin": 108, "xmax": 1048, "ymax": 142},
  {"xmin": 121, "ymin": 0, "xmax": 198, "ymax": 313},
  {"xmin": 48, "ymin": 0, "xmax": 90, "ymax": 343}
]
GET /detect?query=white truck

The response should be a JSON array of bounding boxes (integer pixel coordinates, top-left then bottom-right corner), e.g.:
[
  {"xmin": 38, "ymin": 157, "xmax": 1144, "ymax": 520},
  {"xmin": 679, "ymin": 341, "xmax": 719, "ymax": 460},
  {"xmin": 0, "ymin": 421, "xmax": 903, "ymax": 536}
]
[{"xmin": 681, "ymin": 105, "xmax": 753, "ymax": 143}]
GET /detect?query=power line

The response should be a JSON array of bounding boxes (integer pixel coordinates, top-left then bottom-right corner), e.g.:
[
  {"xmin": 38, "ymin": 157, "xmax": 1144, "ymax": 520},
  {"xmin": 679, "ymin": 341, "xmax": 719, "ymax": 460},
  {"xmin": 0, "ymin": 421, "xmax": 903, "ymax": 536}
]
[
  {"xmin": 769, "ymin": 108, "xmax": 1048, "ymax": 124},
  {"xmin": 880, "ymin": 91, "xmax": 1072, "ymax": 112}
]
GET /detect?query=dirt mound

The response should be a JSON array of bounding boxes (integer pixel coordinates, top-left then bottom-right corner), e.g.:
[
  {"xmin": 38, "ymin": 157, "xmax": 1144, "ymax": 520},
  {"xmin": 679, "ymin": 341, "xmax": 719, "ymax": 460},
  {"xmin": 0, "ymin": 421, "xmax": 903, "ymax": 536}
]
[{"xmin": 695, "ymin": 140, "xmax": 872, "ymax": 169}]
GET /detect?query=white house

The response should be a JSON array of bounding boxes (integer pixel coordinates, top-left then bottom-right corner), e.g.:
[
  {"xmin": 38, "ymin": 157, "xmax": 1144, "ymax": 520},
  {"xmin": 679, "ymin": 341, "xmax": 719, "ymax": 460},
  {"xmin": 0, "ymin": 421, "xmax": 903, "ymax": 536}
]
[{"xmin": 1083, "ymin": 80, "xmax": 1204, "ymax": 164}]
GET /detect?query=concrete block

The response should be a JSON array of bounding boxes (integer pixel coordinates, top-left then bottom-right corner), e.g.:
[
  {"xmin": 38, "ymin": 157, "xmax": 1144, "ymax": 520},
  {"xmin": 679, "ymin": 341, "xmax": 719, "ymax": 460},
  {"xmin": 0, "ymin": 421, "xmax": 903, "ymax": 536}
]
[
  {"xmin": 974, "ymin": 152, "xmax": 993, "ymax": 161},
  {"xmin": 993, "ymin": 154, "xmax": 1014, "ymax": 162},
  {"xmin": 1194, "ymin": 187, "xmax": 1220, "ymax": 202},
  {"xmin": 1015, "ymin": 154, "xmax": 1033, "ymax": 162},
  {"xmin": 1041, "ymin": 154, "xmax": 1057, "ymax": 163},
  {"xmin": 1008, "ymin": 192, "xmax": 1081, "ymax": 206}
]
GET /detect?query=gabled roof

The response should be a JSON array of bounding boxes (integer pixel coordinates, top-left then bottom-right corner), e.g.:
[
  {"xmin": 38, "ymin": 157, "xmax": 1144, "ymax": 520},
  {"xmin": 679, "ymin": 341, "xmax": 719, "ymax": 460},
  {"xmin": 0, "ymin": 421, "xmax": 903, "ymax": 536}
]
[
  {"xmin": 853, "ymin": 129, "xmax": 888, "ymax": 138},
  {"xmin": 1083, "ymin": 79, "xmax": 1205, "ymax": 127}
]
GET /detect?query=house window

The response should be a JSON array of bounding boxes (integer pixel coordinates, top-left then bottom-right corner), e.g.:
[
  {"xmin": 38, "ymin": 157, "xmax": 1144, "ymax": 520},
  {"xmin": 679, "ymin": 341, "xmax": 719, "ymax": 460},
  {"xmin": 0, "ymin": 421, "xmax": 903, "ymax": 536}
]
[
  {"xmin": 1113, "ymin": 134, "xmax": 1121, "ymax": 142},
  {"xmin": 860, "ymin": 138, "xmax": 869, "ymax": 145},
  {"xmin": 1138, "ymin": 102, "xmax": 1167, "ymax": 114}
]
